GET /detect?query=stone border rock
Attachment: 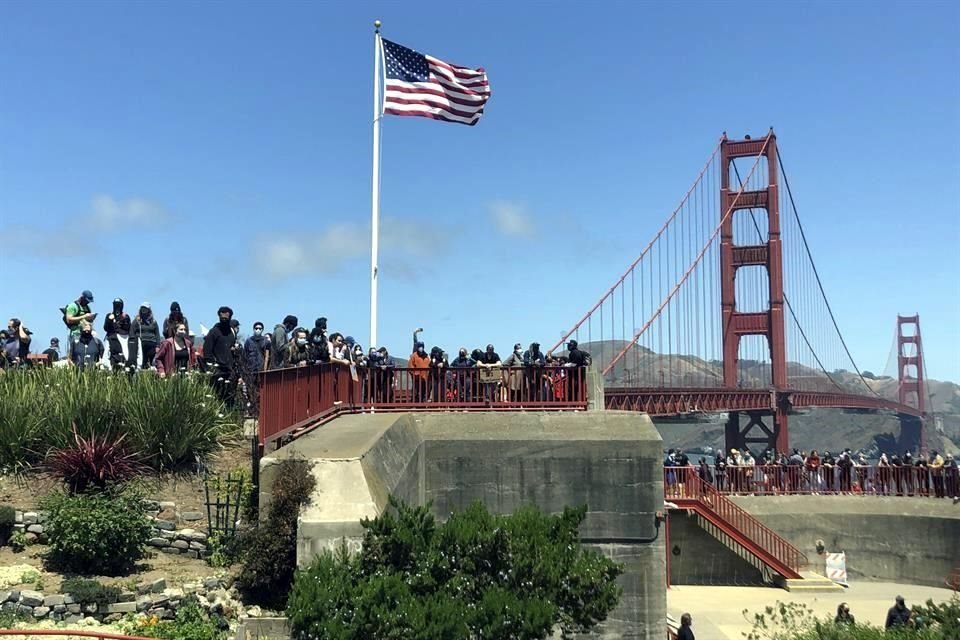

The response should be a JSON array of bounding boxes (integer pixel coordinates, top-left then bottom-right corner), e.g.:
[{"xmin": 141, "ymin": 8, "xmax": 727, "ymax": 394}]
[{"xmin": 0, "ymin": 575, "xmax": 265, "ymax": 625}]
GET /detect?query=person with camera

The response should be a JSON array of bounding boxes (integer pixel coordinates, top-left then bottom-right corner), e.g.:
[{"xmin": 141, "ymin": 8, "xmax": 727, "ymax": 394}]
[
  {"xmin": 4, "ymin": 318, "xmax": 32, "ymax": 366},
  {"xmin": 63, "ymin": 290, "xmax": 96, "ymax": 338}
]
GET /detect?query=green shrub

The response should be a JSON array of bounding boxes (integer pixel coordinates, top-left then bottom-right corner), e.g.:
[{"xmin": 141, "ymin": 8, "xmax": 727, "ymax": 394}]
[
  {"xmin": 287, "ymin": 498, "xmax": 624, "ymax": 640},
  {"xmin": 0, "ymin": 505, "xmax": 15, "ymax": 545},
  {"xmin": 237, "ymin": 458, "xmax": 316, "ymax": 608},
  {"xmin": 42, "ymin": 489, "xmax": 152, "ymax": 575},
  {"xmin": 60, "ymin": 577, "xmax": 121, "ymax": 606},
  {"xmin": 124, "ymin": 599, "xmax": 227, "ymax": 640},
  {"xmin": 0, "ymin": 368, "xmax": 241, "ymax": 472}
]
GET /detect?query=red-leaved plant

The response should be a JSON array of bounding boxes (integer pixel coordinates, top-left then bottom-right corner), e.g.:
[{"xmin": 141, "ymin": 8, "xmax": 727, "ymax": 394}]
[{"xmin": 45, "ymin": 426, "xmax": 146, "ymax": 494}]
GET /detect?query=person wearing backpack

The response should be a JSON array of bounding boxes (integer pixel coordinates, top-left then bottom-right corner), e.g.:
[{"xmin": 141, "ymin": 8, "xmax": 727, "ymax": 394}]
[{"xmin": 62, "ymin": 290, "xmax": 96, "ymax": 338}]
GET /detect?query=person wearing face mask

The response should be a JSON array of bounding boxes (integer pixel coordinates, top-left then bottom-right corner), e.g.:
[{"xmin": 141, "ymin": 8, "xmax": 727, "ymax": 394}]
[
  {"xmin": 409, "ymin": 339, "xmax": 431, "ymax": 403},
  {"xmin": 503, "ymin": 342, "xmax": 526, "ymax": 403},
  {"xmin": 287, "ymin": 328, "xmax": 312, "ymax": 367},
  {"xmin": 523, "ymin": 342, "xmax": 546, "ymax": 401},
  {"xmin": 203, "ymin": 306, "xmax": 238, "ymax": 404},
  {"xmin": 477, "ymin": 344, "xmax": 501, "ymax": 403},
  {"xmin": 128, "ymin": 303, "xmax": 161, "ymax": 370},
  {"xmin": 244, "ymin": 321, "xmax": 272, "ymax": 373},
  {"xmin": 103, "ymin": 298, "xmax": 131, "ymax": 370},
  {"xmin": 163, "ymin": 302, "xmax": 190, "ymax": 339},
  {"xmin": 309, "ymin": 317, "xmax": 330, "ymax": 364},
  {"xmin": 154, "ymin": 322, "xmax": 196, "ymax": 377},
  {"xmin": 70, "ymin": 320, "xmax": 104, "ymax": 369},
  {"xmin": 449, "ymin": 347, "xmax": 476, "ymax": 402}
]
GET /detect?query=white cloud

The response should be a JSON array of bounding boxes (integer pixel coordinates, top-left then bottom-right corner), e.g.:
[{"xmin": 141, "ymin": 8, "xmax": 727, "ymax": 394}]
[
  {"xmin": 489, "ymin": 201, "xmax": 535, "ymax": 237},
  {"xmin": 86, "ymin": 195, "xmax": 171, "ymax": 230},
  {"xmin": 255, "ymin": 218, "xmax": 450, "ymax": 280}
]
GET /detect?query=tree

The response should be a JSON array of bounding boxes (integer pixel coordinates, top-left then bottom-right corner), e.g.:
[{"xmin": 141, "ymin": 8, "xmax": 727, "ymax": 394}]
[{"xmin": 287, "ymin": 498, "xmax": 624, "ymax": 640}]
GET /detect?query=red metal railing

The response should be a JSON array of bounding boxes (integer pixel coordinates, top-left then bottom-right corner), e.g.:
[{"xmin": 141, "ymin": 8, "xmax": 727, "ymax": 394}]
[
  {"xmin": 665, "ymin": 467, "xmax": 807, "ymax": 577},
  {"xmin": 691, "ymin": 463, "xmax": 958, "ymax": 499},
  {"xmin": 258, "ymin": 364, "xmax": 589, "ymax": 449},
  {"xmin": 948, "ymin": 566, "xmax": 960, "ymax": 591},
  {"xmin": 0, "ymin": 632, "xmax": 156, "ymax": 640}
]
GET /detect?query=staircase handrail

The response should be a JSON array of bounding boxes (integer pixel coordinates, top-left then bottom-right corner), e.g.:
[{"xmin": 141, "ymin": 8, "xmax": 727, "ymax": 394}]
[{"xmin": 665, "ymin": 467, "xmax": 808, "ymax": 572}]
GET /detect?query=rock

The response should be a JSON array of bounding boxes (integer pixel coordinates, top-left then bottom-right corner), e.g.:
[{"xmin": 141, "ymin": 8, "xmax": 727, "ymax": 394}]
[
  {"xmin": 16, "ymin": 604, "xmax": 32, "ymax": 616},
  {"xmin": 103, "ymin": 613, "xmax": 123, "ymax": 623},
  {"xmin": 159, "ymin": 529, "xmax": 177, "ymax": 540},
  {"xmin": 179, "ymin": 529, "xmax": 207, "ymax": 542},
  {"xmin": 63, "ymin": 595, "xmax": 75, "ymax": 604},
  {"xmin": 7, "ymin": 591, "xmax": 20, "ymax": 604},
  {"xmin": 1, "ymin": 602, "xmax": 17, "ymax": 613},
  {"xmin": 19, "ymin": 590, "xmax": 44, "ymax": 607},
  {"xmin": 191, "ymin": 542, "xmax": 207, "ymax": 551},
  {"xmin": 154, "ymin": 607, "xmax": 172, "ymax": 619},
  {"xmin": 12, "ymin": 523, "xmax": 24, "ymax": 532},
  {"xmin": 106, "ymin": 602, "xmax": 137, "ymax": 614},
  {"xmin": 221, "ymin": 574, "xmax": 236, "ymax": 589},
  {"xmin": 180, "ymin": 511, "xmax": 203, "ymax": 521},
  {"xmin": 43, "ymin": 595, "xmax": 65, "ymax": 607},
  {"xmin": 171, "ymin": 540, "xmax": 190, "ymax": 550},
  {"xmin": 14, "ymin": 511, "xmax": 23, "ymax": 524},
  {"xmin": 136, "ymin": 582, "xmax": 152, "ymax": 595},
  {"xmin": 246, "ymin": 605, "xmax": 262, "ymax": 618},
  {"xmin": 185, "ymin": 551, "xmax": 199, "ymax": 559},
  {"xmin": 65, "ymin": 614, "xmax": 82, "ymax": 624},
  {"xmin": 164, "ymin": 588, "xmax": 184, "ymax": 600},
  {"xmin": 182, "ymin": 582, "xmax": 200, "ymax": 594},
  {"xmin": 23, "ymin": 511, "xmax": 38, "ymax": 524},
  {"xmin": 53, "ymin": 604, "xmax": 66, "ymax": 614},
  {"xmin": 148, "ymin": 537, "xmax": 169, "ymax": 548},
  {"xmin": 150, "ymin": 578, "xmax": 167, "ymax": 593},
  {"xmin": 136, "ymin": 595, "xmax": 153, "ymax": 612},
  {"xmin": 118, "ymin": 591, "xmax": 136, "ymax": 603},
  {"xmin": 159, "ymin": 501, "xmax": 176, "ymax": 510},
  {"xmin": 0, "ymin": 591, "xmax": 12, "ymax": 604},
  {"xmin": 141, "ymin": 499, "xmax": 161, "ymax": 511},
  {"xmin": 67, "ymin": 604, "xmax": 81, "ymax": 614},
  {"xmin": 160, "ymin": 547, "xmax": 180, "ymax": 555},
  {"xmin": 32, "ymin": 606, "xmax": 50, "ymax": 618},
  {"xmin": 153, "ymin": 519, "xmax": 176, "ymax": 531},
  {"xmin": 24, "ymin": 532, "xmax": 38, "ymax": 543},
  {"xmin": 26, "ymin": 524, "xmax": 43, "ymax": 534},
  {"xmin": 150, "ymin": 594, "xmax": 170, "ymax": 607},
  {"xmin": 83, "ymin": 603, "xmax": 98, "ymax": 613}
]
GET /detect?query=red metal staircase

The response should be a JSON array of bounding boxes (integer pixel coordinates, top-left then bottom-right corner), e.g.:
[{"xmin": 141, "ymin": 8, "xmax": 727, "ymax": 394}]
[{"xmin": 665, "ymin": 468, "xmax": 807, "ymax": 580}]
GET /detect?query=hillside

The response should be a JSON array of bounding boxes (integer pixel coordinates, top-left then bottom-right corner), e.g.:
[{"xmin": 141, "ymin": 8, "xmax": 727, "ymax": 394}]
[{"xmin": 563, "ymin": 340, "xmax": 960, "ymax": 455}]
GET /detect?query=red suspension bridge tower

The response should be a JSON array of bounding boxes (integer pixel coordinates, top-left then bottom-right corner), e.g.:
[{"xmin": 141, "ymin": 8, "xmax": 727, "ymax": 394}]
[
  {"xmin": 896, "ymin": 314, "xmax": 927, "ymax": 453},
  {"xmin": 720, "ymin": 133, "xmax": 789, "ymax": 455}
]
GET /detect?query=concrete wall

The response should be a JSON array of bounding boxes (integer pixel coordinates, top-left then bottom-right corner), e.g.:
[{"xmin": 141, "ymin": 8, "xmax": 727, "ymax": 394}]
[
  {"xmin": 260, "ymin": 410, "xmax": 666, "ymax": 639},
  {"xmin": 731, "ymin": 496, "xmax": 960, "ymax": 587},
  {"xmin": 667, "ymin": 511, "xmax": 764, "ymax": 586}
]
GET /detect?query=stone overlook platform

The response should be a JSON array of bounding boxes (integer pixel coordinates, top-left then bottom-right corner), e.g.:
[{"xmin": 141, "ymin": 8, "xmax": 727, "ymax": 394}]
[{"xmin": 260, "ymin": 410, "xmax": 666, "ymax": 640}]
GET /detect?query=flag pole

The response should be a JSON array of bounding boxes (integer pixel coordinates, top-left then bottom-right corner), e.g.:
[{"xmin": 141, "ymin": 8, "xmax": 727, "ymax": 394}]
[{"xmin": 370, "ymin": 19, "xmax": 383, "ymax": 349}]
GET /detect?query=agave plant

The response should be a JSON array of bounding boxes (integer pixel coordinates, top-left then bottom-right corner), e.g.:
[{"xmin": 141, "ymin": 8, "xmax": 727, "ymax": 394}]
[{"xmin": 45, "ymin": 425, "xmax": 146, "ymax": 494}]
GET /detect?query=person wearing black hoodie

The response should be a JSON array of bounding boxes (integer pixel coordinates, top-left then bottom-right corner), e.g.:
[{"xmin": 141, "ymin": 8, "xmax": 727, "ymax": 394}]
[
  {"xmin": 309, "ymin": 317, "xmax": 330, "ymax": 363},
  {"xmin": 163, "ymin": 301, "xmax": 189, "ymax": 339},
  {"xmin": 128, "ymin": 303, "xmax": 161, "ymax": 370},
  {"xmin": 204, "ymin": 306, "xmax": 238, "ymax": 405},
  {"xmin": 103, "ymin": 298, "xmax": 131, "ymax": 370}
]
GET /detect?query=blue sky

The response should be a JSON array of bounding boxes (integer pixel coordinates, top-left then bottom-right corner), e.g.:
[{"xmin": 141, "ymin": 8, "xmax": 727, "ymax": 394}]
[{"xmin": 1, "ymin": 0, "xmax": 958, "ymax": 381}]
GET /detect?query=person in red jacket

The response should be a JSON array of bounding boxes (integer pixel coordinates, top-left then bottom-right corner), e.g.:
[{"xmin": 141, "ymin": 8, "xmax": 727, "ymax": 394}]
[{"xmin": 154, "ymin": 323, "xmax": 196, "ymax": 377}]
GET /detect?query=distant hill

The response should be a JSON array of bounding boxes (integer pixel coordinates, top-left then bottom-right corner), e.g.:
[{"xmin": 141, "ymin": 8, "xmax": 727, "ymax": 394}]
[{"xmin": 564, "ymin": 339, "xmax": 960, "ymax": 455}]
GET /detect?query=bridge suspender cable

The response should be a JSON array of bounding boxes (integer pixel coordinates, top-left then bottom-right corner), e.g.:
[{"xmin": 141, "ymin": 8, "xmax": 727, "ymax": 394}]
[
  {"xmin": 730, "ymin": 162, "xmax": 844, "ymax": 392},
  {"xmin": 547, "ymin": 137, "xmax": 724, "ymax": 356},
  {"xmin": 776, "ymin": 151, "xmax": 881, "ymax": 398},
  {"xmin": 601, "ymin": 136, "xmax": 772, "ymax": 376}
]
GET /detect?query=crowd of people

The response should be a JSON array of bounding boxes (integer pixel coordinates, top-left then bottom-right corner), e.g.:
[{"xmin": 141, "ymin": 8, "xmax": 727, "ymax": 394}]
[
  {"xmin": 665, "ymin": 446, "xmax": 960, "ymax": 499},
  {"xmin": 1, "ymin": 290, "xmax": 593, "ymax": 410}
]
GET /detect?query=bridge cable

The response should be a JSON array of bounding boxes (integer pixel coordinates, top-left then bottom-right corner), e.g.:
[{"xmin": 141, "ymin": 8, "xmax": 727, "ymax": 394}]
[
  {"xmin": 731, "ymin": 162, "xmax": 843, "ymax": 391},
  {"xmin": 776, "ymin": 150, "xmax": 881, "ymax": 398}
]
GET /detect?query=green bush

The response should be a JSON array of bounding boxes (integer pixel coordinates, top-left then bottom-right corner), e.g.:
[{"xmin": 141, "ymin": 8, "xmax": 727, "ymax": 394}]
[
  {"xmin": 743, "ymin": 599, "xmax": 960, "ymax": 640},
  {"xmin": 124, "ymin": 599, "xmax": 227, "ymax": 640},
  {"xmin": 0, "ymin": 368, "xmax": 241, "ymax": 472},
  {"xmin": 42, "ymin": 489, "xmax": 152, "ymax": 575},
  {"xmin": 287, "ymin": 498, "xmax": 624, "ymax": 640},
  {"xmin": 60, "ymin": 577, "xmax": 122, "ymax": 606},
  {"xmin": 237, "ymin": 458, "xmax": 316, "ymax": 608},
  {"xmin": 0, "ymin": 505, "xmax": 15, "ymax": 545}
]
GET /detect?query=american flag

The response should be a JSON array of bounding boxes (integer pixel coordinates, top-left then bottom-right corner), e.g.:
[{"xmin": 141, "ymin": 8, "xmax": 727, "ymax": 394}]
[{"xmin": 381, "ymin": 38, "xmax": 490, "ymax": 126}]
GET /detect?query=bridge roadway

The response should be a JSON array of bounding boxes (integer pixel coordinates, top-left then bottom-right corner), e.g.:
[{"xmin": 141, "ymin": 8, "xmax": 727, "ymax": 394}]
[{"xmin": 604, "ymin": 386, "xmax": 922, "ymax": 418}]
